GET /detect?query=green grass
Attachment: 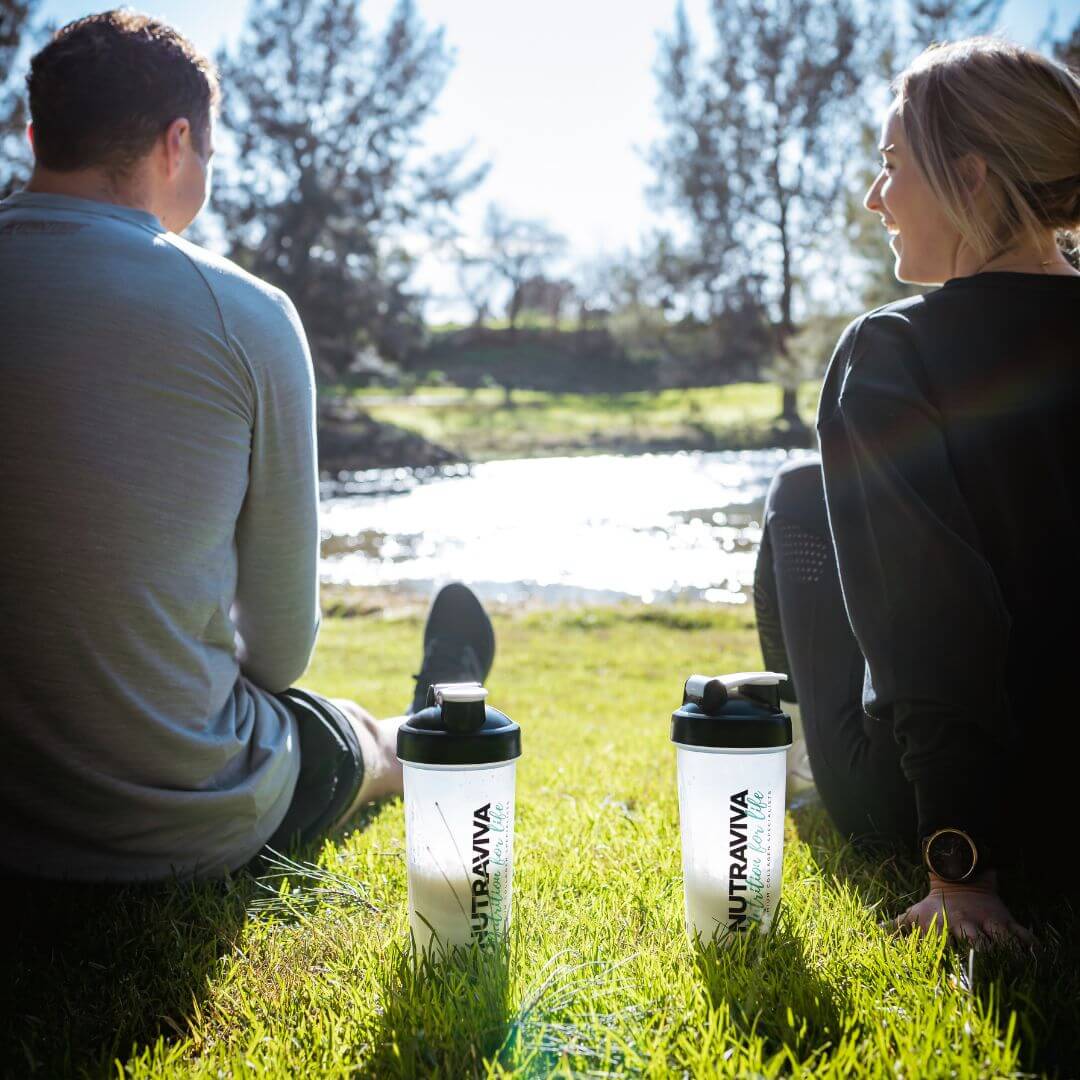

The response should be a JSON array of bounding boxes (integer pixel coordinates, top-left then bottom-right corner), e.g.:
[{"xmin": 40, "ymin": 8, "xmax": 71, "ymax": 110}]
[
  {"xmin": 343, "ymin": 384, "xmax": 820, "ymax": 460},
  {"xmin": 4, "ymin": 606, "xmax": 1077, "ymax": 1077}
]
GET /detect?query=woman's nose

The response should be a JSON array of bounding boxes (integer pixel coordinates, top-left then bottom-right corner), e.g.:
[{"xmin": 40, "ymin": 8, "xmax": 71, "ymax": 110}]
[{"xmin": 864, "ymin": 171, "xmax": 884, "ymax": 213}]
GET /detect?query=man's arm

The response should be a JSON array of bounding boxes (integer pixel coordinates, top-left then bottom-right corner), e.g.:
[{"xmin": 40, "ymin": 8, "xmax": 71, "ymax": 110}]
[{"xmin": 230, "ymin": 289, "xmax": 320, "ymax": 692}]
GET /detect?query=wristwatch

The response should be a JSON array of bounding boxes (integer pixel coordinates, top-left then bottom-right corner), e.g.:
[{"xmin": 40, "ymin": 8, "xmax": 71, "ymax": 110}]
[{"xmin": 922, "ymin": 828, "xmax": 980, "ymax": 883}]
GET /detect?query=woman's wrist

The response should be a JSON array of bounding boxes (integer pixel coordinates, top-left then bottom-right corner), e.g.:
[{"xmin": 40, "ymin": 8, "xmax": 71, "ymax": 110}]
[{"xmin": 928, "ymin": 867, "xmax": 998, "ymax": 892}]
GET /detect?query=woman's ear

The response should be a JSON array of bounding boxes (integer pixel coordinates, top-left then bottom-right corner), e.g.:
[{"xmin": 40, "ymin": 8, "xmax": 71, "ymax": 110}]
[{"xmin": 958, "ymin": 153, "xmax": 988, "ymax": 201}]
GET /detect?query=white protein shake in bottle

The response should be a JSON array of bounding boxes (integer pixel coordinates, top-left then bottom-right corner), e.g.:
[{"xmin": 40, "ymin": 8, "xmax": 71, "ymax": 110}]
[
  {"xmin": 671, "ymin": 673, "xmax": 792, "ymax": 944},
  {"xmin": 397, "ymin": 683, "xmax": 520, "ymax": 954}
]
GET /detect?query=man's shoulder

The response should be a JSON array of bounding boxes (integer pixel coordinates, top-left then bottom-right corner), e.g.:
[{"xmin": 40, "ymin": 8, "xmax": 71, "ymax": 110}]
[
  {"xmin": 163, "ymin": 235, "xmax": 311, "ymax": 386},
  {"xmin": 163, "ymin": 233, "xmax": 296, "ymax": 327}
]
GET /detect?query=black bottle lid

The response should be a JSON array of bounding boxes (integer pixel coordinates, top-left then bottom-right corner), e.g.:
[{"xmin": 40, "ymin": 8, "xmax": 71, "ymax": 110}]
[
  {"xmin": 397, "ymin": 683, "xmax": 521, "ymax": 766},
  {"xmin": 671, "ymin": 671, "xmax": 792, "ymax": 750}
]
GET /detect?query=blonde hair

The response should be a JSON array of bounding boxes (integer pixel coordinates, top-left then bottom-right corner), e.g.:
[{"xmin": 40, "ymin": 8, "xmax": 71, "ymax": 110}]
[{"xmin": 893, "ymin": 37, "xmax": 1080, "ymax": 264}]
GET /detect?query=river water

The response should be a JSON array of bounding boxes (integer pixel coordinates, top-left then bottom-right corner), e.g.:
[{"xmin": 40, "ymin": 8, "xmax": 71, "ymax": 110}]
[{"xmin": 320, "ymin": 448, "xmax": 813, "ymax": 606}]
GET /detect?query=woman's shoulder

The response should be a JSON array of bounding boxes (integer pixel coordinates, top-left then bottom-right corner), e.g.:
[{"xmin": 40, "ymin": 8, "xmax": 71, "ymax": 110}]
[
  {"xmin": 841, "ymin": 288, "xmax": 948, "ymax": 346},
  {"xmin": 821, "ymin": 296, "xmax": 939, "ymax": 423},
  {"xmin": 837, "ymin": 272, "xmax": 1079, "ymax": 366},
  {"xmin": 823, "ymin": 274, "xmax": 1078, "ymax": 429},
  {"xmin": 831, "ymin": 294, "xmax": 928, "ymax": 374}
]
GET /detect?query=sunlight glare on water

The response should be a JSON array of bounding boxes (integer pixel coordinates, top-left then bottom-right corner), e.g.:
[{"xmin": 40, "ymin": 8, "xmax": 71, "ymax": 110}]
[{"xmin": 319, "ymin": 449, "xmax": 812, "ymax": 605}]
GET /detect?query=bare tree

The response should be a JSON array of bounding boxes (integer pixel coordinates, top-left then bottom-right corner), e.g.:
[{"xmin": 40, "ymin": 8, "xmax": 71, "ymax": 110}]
[
  {"xmin": 452, "ymin": 249, "xmax": 497, "ymax": 327},
  {"xmin": 0, "ymin": 0, "xmax": 38, "ymax": 197},
  {"xmin": 573, "ymin": 256, "xmax": 620, "ymax": 330},
  {"xmin": 478, "ymin": 204, "xmax": 566, "ymax": 332}
]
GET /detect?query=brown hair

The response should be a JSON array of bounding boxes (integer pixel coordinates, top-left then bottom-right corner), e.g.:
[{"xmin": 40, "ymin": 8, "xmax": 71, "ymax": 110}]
[
  {"xmin": 893, "ymin": 37, "xmax": 1080, "ymax": 263},
  {"xmin": 27, "ymin": 10, "xmax": 219, "ymax": 175}
]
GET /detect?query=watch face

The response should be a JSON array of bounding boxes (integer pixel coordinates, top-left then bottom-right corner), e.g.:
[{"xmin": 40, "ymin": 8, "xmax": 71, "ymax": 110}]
[{"xmin": 926, "ymin": 830, "xmax": 977, "ymax": 882}]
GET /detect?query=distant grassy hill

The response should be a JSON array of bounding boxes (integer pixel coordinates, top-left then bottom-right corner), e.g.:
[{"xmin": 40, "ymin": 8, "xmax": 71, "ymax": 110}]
[
  {"xmin": 342, "ymin": 383, "xmax": 820, "ymax": 462},
  {"xmin": 318, "ymin": 324, "xmax": 820, "ymax": 468}
]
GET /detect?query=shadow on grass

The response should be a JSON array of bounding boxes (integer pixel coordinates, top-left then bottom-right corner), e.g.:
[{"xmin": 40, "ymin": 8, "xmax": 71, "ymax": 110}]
[
  {"xmin": 0, "ymin": 875, "xmax": 247, "ymax": 1079},
  {"xmin": 0, "ymin": 805, "xmax": 398, "ymax": 1079},
  {"xmin": 790, "ymin": 798, "xmax": 1080, "ymax": 1078},
  {"xmin": 358, "ymin": 939, "xmax": 513, "ymax": 1079},
  {"xmin": 790, "ymin": 799, "xmax": 923, "ymax": 915},
  {"xmin": 359, "ymin": 937, "xmax": 646, "ymax": 1077},
  {"xmin": 960, "ymin": 890, "xmax": 1080, "ymax": 1078},
  {"xmin": 691, "ymin": 907, "xmax": 850, "ymax": 1070}
]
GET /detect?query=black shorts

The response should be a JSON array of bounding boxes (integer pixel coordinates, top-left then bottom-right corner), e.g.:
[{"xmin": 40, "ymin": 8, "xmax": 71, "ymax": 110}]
[{"xmin": 260, "ymin": 688, "xmax": 365, "ymax": 855}]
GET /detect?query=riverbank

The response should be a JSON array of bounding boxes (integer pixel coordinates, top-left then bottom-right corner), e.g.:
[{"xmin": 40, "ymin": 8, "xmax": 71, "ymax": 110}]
[
  {"xmin": 318, "ymin": 399, "xmax": 456, "ymax": 472},
  {"xmin": 6, "ymin": 606, "xmax": 1076, "ymax": 1077},
  {"xmin": 320, "ymin": 382, "xmax": 820, "ymax": 470}
]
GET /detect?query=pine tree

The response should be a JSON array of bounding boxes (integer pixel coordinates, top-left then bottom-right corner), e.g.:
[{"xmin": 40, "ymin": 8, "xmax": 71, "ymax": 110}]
[
  {"xmin": 214, "ymin": 0, "xmax": 485, "ymax": 381},
  {"xmin": 0, "ymin": 0, "xmax": 38, "ymax": 197},
  {"xmin": 1053, "ymin": 15, "xmax": 1079, "ymax": 72},
  {"xmin": 906, "ymin": 0, "xmax": 1004, "ymax": 52},
  {"xmin": 651, "ymin": 0, "xmax": 872, "ymax": 424}
]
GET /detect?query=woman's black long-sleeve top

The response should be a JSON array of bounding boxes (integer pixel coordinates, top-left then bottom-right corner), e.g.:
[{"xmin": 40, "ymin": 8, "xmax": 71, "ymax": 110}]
[{"xmin": 817, "ymin": 272, "xmax": 1079, "ymax": 865}]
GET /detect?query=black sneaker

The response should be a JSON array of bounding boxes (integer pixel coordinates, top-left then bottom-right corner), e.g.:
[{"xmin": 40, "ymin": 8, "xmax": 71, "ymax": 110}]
[{"xmin": 409, "ymin": 583, "xmax": 496, "ymax": 714}]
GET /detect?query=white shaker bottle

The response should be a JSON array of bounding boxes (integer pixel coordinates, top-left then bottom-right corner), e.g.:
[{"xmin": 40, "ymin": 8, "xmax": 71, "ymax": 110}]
[
  {"xmin": 397, "ymin": 683, "xmax": 521, "ymax": 954},
  {"xmin": 671, "ymin": 672, "xmax": 792, "ymax": 944}
]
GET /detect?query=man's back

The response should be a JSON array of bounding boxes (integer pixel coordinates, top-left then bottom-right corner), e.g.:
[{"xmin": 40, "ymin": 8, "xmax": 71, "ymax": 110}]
[{"xmin": 0, "ymin": 192, "xmax": 319, "ymax": 879}]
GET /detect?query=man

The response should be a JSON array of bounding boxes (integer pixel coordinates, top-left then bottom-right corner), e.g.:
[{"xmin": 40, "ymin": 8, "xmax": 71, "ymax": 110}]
[{"xmin": 0, "ymin": 11, "xmax": 494, "ymax": 880}]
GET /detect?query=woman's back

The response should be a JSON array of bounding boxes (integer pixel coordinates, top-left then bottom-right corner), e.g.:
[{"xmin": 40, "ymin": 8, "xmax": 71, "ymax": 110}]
[
  {"xmin": 867, "ymin": 273, "xmax": 1079, "ymax": 663},
  {"xmin": 817, "ymin": 271, "xmax": 1078, "ymax": 881}
]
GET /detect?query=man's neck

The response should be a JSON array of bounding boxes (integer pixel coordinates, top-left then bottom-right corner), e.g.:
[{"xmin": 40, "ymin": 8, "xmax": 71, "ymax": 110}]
[{"xmin": 25, "ymin": 166, "xmax": 154, "ymax": 217}]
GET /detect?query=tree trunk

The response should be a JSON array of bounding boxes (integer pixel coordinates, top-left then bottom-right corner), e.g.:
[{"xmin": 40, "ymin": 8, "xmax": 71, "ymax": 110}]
[
  {"xmin": 508, "ymin": 286, "xmax": 522, "ymax": 335},
  {"xmin": 780, "ymin": 385, "xmax": 799, "ymax": 421},
  {"xmin": 773, "ymin": 191, "xmax": 804, "ymax": 431}
]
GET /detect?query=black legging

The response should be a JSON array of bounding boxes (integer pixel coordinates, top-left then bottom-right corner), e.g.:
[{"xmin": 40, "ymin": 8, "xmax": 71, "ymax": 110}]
[{"xmin": 754, "ymin": 457, "xmax": 917, "ymax": 851}]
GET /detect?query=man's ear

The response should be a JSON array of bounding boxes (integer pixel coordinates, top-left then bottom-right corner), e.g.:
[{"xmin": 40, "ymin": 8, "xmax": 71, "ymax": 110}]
[
  {"xmin": 26, "ymin": 122, "xmax": 34, "ymax": 151},
  {"xmin": 161, "ymin": 117, "xmax": 192, "ymax": 179}
]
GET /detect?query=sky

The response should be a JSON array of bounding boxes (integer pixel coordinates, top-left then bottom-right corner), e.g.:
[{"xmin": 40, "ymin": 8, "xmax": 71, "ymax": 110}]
[{"xmin": 36, "ymin": 0, "xmax": 1078, "ymax": 318}]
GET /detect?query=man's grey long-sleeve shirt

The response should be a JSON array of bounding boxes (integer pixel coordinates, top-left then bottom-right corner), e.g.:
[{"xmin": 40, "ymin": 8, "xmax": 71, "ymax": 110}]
[{"xmin": 0, "ymin": 192, "xmax": 319, "ymax": 880}]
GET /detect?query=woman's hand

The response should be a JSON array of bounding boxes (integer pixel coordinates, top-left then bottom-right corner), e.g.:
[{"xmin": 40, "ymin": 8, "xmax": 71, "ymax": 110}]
[{"xmin": 896, "ymin": 870, "xmax": 1036, "ymax": 946}]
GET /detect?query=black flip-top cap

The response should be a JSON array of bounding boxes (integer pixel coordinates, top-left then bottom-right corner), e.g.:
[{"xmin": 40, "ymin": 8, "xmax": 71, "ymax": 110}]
[
  {"xmin": 397, "ymin": 683, "xmax": 521, "ymax": 766},
  {"xmin": 671, "ymin": 672, "xmax": 792, "ymax": 750}
]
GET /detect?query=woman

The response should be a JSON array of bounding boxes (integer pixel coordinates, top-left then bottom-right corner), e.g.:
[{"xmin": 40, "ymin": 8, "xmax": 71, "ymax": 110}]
[{"xmin": 754, "ymin": 38, "xmax": 1080, "ymax": 943}]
